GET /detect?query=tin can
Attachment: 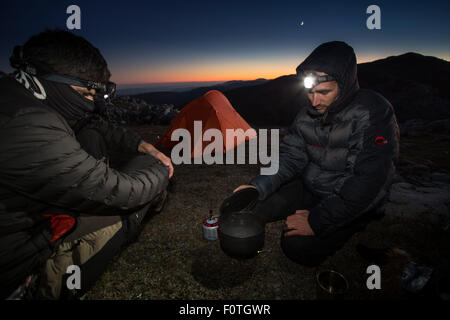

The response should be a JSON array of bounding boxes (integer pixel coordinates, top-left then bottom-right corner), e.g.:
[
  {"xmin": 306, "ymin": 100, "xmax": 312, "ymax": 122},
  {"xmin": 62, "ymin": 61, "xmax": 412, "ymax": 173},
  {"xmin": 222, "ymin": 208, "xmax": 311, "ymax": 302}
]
[{"xmin": 203, "ymin": 216, "xmax": 219, "ymax": 240}]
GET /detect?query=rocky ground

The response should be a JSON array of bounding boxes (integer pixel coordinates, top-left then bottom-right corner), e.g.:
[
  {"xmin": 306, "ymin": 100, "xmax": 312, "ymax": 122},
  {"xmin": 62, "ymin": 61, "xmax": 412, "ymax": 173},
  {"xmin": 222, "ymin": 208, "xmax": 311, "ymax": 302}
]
[
  {"xmin": 108, "ymin": 95, "xmax": 179, "ymax": 125},
  {"xmin": 85, "ymin": 123, "xmax": 450, "ymax": 300}
]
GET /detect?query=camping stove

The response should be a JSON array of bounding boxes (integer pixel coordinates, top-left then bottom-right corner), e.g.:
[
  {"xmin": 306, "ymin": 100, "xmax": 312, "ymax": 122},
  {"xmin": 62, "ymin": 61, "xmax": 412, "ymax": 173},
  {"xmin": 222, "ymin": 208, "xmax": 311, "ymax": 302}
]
[{"xmin": 202, "ymin": 216, "xmax": 219, "ymax": 240}]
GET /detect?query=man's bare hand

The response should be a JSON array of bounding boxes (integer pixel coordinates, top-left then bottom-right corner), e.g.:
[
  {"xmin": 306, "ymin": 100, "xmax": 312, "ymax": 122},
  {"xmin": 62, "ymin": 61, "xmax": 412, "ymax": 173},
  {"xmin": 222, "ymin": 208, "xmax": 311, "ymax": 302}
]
[
  {"xmin": 284, "ymin": 209, "xmax": 315, "ymax": 236},
  {"xmin": 153, "ymin": 152, "xmax": 174, "ymax": 179},
  {"xmin": 138, "ymin": 141, "xmax": 174, "ymax": 179},
  {"xmin": 233, "ymin": 185, "xmax": 256, "ymax": 193}
]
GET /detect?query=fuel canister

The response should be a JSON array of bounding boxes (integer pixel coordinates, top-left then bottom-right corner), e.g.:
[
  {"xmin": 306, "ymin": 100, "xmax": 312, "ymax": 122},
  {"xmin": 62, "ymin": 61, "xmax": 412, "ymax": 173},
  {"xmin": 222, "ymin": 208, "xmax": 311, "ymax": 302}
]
[{"xmin": 203, "ymin": 216, "xmax": 219, "ymax": 240}]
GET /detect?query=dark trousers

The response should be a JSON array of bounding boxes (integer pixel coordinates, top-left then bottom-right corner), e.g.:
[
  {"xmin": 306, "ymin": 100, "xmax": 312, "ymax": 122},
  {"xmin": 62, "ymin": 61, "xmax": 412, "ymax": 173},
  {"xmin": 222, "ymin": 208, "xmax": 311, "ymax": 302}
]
[{"xmin": 253, "ymin": 178, "xmax": 376, "ymax": 267}]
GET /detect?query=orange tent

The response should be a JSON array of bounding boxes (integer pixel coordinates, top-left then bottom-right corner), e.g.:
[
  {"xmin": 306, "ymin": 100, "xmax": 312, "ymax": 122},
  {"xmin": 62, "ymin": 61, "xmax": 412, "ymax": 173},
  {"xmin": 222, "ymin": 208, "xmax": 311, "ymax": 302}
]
[{"xmin": 157, "ymin": 90, "xmax": 256, "ymax": 158}]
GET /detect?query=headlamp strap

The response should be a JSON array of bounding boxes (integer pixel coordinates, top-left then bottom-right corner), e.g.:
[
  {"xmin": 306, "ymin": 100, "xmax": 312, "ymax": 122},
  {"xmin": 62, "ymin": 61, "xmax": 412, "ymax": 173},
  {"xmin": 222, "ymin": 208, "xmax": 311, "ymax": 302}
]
[
  {"xmin": 316, "ymin": 75, "xmax": 335, "ymax": 83},
  {"xmin": 41, "ymin": 74, "xmax": 90, "ymax": 88},
  {"xmin": 10, "ymin": 45, "xmax": 116, "ymax": 97}
]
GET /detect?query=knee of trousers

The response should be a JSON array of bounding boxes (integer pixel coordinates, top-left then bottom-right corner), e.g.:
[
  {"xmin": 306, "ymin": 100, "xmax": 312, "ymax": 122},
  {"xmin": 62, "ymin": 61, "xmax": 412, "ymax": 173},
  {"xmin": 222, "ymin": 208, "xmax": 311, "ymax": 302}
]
[{"xmin": 280, "ymin": 234, "xmax": 329, "ymax": 267}]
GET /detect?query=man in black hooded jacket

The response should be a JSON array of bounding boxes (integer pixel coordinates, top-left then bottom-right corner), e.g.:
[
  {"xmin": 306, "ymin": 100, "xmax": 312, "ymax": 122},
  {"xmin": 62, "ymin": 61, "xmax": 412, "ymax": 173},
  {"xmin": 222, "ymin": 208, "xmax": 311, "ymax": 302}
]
[
  {"xmin": 234, "ymin": 41, "xmax": 400, "ymax": 266},
  {"xmin": 0, "ymin": 30, "xmax": 172, "ymax": 299}
]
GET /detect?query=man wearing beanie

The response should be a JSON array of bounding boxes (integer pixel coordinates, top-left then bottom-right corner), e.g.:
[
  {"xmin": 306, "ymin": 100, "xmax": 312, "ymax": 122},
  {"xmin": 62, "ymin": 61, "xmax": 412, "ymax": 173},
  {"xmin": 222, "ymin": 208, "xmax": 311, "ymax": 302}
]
[
  {"xmin": 0, "ymin": 29, "xmax": 172, "ymax": 299},
  {"xmin": 235, "ymin": 41, "xmax": 400, "ymax": 266}
]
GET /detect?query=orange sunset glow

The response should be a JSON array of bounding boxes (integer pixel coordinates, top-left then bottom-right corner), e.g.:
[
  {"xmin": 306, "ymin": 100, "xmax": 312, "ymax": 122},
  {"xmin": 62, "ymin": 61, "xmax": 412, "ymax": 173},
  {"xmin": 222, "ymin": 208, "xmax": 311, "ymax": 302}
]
[
  {"xmin": 111, "ymin": 52, "xmax": 449, "ymax": 85},
  {"xmin": 111, "ymin": 57, "xmax": 298, "ymax": 84}
]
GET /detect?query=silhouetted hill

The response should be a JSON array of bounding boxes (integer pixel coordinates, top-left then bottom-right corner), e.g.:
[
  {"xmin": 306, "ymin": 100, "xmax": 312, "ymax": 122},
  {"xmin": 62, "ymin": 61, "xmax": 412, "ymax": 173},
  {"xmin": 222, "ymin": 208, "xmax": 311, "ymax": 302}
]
[
  {"xmin": 357, "ymin": 53, "xmax": 450, "ymax": 123},
  {"xmin": 133, "ymin": 52, "xmax": 450, "ymax": 126},
  {"xmin": 228, "ymin": 52, "xmax": 450, "ymax": 126},
  {"xmin": 233, "ymin": 53, "xmax": 450, "ymax": 125},
  {"xmin": 220, "ymin": 79, "xmax": 268, "ymax": 90},
  {"xmin": 134, "ymin": 78, "xmax": 267, "ymax": 107},
  {"xmin": 225, "ymin": 75, "xmax": 307, "ymax": 126},
  {"xmin": 358, "ymin": 52, "xmax": 450, "ymax": 99}
]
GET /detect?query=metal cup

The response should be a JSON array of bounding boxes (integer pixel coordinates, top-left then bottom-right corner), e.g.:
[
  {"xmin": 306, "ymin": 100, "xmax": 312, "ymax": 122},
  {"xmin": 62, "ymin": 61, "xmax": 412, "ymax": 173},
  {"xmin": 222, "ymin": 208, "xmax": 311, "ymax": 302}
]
[{"xmin": 316, "ymin": 269, "xmax": 349, "ymax": 298}]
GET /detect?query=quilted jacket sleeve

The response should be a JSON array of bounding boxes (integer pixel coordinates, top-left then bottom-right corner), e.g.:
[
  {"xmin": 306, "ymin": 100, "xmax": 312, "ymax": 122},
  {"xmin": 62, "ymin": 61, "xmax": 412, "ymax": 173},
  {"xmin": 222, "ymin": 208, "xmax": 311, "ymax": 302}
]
[
  {"xmin": 250, "ymin": 112, "xmax": 309, "ymax": 200},
  {"xmin": 0, "ymin": 108, "xmax": 169, "ymax": 215}
]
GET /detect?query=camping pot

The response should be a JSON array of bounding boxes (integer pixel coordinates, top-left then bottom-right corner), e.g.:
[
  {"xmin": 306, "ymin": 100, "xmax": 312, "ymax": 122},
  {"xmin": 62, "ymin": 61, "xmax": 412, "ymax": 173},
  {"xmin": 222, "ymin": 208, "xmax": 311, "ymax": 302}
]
[{"xmin": 218, "ymin": 188, "xmax": 264, "ymax": 259}]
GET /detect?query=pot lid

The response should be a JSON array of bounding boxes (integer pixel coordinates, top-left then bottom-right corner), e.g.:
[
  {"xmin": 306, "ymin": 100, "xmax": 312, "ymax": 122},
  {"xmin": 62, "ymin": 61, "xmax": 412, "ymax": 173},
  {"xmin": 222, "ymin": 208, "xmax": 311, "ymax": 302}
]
[
  {"xmin": 219, "ymin": 211, "xmax": 264, "ymax": 238},
  {"xmin": 220, "ymin": 187, "xmax": 259, "ymax": 216}
]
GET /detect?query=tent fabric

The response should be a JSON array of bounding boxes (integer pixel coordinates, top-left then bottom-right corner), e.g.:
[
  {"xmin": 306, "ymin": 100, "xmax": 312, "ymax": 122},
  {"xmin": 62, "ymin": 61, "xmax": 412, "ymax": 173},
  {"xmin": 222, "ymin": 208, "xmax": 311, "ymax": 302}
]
[{"xmin": 157, "ymin": 90, "xmax": 257, "ymax": 158}]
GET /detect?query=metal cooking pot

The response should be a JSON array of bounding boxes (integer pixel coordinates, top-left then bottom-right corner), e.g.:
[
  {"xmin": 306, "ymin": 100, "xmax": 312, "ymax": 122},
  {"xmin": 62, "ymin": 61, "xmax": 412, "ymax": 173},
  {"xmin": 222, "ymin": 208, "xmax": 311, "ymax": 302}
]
[{"xmin": 218, "ymin": 188, "xmax": 264, "ymax": 259}]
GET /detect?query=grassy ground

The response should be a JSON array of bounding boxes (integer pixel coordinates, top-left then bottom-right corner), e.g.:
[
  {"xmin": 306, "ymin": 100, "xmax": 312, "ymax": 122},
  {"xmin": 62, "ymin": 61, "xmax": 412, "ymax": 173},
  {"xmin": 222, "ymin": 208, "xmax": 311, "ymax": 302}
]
[{"xmin": 85, "ymin": 125, "xmax": 450, "ymax": 300}]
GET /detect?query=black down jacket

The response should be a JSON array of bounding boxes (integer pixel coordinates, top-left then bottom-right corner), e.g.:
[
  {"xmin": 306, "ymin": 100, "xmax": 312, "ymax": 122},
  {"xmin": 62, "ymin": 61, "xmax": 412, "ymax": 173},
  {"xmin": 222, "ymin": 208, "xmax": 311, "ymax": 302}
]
[
  {"xmin": 0, "ymin": 76, "xmax": 169, "ymax": 297},
  {"xmin": 251, "ymin": 42, "xmax": 400, "ymax": 236}
]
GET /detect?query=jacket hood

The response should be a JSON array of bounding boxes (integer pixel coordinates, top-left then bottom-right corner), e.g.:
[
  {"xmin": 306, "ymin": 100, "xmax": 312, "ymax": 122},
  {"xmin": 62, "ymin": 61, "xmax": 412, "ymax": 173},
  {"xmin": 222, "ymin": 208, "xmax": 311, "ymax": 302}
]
[{"xmin": 296, "ymin": 41, "xmax": 360, "ymax": 123}]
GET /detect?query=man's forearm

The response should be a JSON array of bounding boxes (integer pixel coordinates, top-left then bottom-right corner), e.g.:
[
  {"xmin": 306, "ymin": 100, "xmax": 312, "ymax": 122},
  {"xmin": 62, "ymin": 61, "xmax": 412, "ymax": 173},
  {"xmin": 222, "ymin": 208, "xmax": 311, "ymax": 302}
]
[{"xmin": 138, "ymin": 140, "xmax": 158, "ymax": 156}]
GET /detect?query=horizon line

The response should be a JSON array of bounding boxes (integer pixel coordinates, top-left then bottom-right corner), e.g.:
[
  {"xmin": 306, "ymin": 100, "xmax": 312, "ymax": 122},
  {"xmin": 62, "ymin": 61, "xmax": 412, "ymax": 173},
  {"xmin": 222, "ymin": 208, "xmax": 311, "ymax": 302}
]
[
  {"xmin": 115, "ymin": 52, "xmax": 449, "ymax": 86},
  {"xmin": 116, "ymin": 78, "xmax": 268, "ymax": 86}
]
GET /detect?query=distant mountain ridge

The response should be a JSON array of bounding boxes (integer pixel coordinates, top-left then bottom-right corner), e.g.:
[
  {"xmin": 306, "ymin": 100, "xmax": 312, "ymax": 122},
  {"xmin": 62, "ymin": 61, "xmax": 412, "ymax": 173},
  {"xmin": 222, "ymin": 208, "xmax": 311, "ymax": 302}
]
[
  {"xmin": 133, "ymin": 78, "xmax": 268, "ymax": 107},
  {"xmin": 220, "ymin": 78, "xmax": 267, "ymax": 89},
  {"xmin": 356, "ymin": 52, "xmax": 450, "ymax": 124},
  {"xmin": 358, "ymin": 52, "xmax": 450, "ymax": 99},
  {"xmin": 117, "ymin": 81, "xmax": 236, "ymax": 96},
  {"xmin": 135, "ymin": 52, "xmax": 450, "ymax": 126}
]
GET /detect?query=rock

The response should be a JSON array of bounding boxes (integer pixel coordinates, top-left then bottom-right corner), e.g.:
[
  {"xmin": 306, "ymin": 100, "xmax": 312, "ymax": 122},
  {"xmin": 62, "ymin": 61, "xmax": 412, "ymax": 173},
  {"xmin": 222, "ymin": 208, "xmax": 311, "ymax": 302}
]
[
  {"xmin": 430, "ymin": 172, "xmax": 450, "ymax": 184},
  {"xmin": 428, "ymin": 119, "xmax": 450, "ymax": 135},
  {"xmin": 410, "ymin": 164, "xmax": 430, "ymax": 172},
  {"xmin": 106, "ymin": 95, "xmax": 179, "ymax": 125},
  {"xmin": 399, "ymin": 119, "xmax": 429, "ymax": 136},
  {"xmin": 397, "ymin": 158, "xmax": 417, "ymax": 167},
  {"xmin": 392, "ymin": 173, "xmax": 406, "ymax": 183},
  {"xmin": 399, "ymin": 118, "xmax": 450, "ymax": 137},
  {"xmin": 384, "ymin": 181, "xmax": 450, "ymax": 225},
  {"xmin": 400, "ymin": 142, "xmax": 416, "ymax": 148}
]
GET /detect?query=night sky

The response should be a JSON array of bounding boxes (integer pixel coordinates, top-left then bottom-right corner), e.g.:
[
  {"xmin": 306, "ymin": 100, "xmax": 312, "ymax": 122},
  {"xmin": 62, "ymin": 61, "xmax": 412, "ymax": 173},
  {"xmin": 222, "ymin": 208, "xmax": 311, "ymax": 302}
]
[{"xmin": 1, "ymin": 0, "xmax": 449, "ymax": 85}]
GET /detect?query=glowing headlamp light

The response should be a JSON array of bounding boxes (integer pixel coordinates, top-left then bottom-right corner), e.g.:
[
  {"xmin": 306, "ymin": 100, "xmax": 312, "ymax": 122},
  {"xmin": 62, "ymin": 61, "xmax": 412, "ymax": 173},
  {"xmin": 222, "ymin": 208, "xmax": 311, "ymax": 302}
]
[
  {"xmin": 304, "ymin": 75, "xmax": 315, "ymax": 89},
  {"xmin": 302, "ymin": 72, "xmax": 335, "ymax": 89}
]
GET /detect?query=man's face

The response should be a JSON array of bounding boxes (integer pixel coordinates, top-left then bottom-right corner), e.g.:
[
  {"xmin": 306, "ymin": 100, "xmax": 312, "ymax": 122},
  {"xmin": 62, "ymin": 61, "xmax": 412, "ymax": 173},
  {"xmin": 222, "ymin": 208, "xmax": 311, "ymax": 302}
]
[
  {"xmin": 306, "ymin": 71, "xmax": 339, "ymax": 114},
  {"xmin": 71, "ymin": 85, "xmax": 96, "ymax": 101}
]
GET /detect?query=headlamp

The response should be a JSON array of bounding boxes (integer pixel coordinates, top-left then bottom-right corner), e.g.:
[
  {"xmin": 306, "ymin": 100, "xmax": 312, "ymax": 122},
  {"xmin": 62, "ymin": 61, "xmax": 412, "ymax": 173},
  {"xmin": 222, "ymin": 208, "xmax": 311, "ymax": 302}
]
[
  {"xmin": 41, "ymin": 74, "xmax": 116, "ymax": 99},
  {"xmin": 10, "ymin": 45, "xmax": 116, "ymax": 99},
  {"xmin": 301, "ymin": 72, "xmax": 335, "ymax": 89}
]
